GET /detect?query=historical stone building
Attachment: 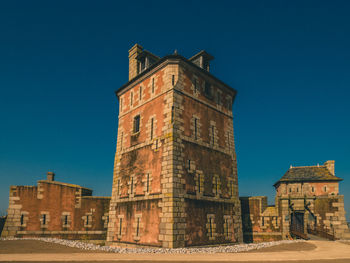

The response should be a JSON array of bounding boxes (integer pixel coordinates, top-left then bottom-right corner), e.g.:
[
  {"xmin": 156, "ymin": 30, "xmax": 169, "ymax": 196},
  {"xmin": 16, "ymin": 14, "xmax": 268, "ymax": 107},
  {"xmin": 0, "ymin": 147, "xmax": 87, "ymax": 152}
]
[
  {"xmin": 241, "ymin": 160, "xmax": 350, "ymax": 242},
  {"xmin": 107, "ymin": 44, "xmax": 243, "ymax": 248},
  {"xmin": 1, "ymin": 172, "xmax": 110, "ymax": 240}
]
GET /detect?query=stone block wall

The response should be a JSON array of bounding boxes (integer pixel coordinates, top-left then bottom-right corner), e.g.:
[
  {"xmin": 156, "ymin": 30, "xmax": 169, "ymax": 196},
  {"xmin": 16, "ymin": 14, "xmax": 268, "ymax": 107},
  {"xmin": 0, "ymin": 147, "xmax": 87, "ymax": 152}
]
[
  {"xmin": 240, "ymin": 196, "xmax": 282, "ymax": 243},
  {"xmin": 108, "ymin": 53, "xmax": 242, "ymax": 248},
  {"xmin": 1, "ymin": 180, "xmax": 110, "ymax": 240}
]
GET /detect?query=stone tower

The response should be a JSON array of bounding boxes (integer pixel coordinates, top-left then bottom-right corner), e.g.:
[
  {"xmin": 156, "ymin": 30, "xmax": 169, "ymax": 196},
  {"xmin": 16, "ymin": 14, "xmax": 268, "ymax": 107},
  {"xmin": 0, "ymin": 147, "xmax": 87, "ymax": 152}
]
[{"xmin": 107, "ymin": 44, "xmax": 242, "ymax": 248}]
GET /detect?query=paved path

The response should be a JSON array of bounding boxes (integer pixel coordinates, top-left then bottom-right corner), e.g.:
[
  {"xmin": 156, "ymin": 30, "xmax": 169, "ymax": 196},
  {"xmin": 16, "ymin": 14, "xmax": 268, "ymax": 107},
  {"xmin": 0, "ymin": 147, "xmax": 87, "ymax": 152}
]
[{"xmin": 0, "ymin": 241, "xmax": 349, "ymax": 262}]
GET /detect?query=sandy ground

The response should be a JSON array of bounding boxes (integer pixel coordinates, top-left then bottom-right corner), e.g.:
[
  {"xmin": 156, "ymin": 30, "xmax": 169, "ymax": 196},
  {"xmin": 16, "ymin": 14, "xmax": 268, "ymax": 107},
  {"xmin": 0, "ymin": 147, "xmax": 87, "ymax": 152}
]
[{"xmin": 0, "ymin": 240, "xmax": 349, "ymax": 262}]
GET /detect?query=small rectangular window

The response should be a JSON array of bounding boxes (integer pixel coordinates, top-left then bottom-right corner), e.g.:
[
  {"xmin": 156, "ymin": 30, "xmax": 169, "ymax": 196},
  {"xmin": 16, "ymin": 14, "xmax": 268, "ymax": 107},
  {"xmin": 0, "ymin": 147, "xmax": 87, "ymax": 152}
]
[
  {"xmin": 133, "ymin": 115, "xmax": 140, "ymax": 133},
  {"xmin": 136, "ymin": 217, "xmax": 140, "ymax": 237},
  {"xmin": 197, "ymin": 174, "xmax": 201, "ymax": 193},
  {"xmin": 20, "ymin": 214, "xmax": 24, "ymax": 226},
  {"xmin": 262, "ymin": 217, "xmax": 265, "ymax": 226},
  {"xmin": 64, "ymin": 215, "xmax": 68, "ymax": 225},
  {"xmin": 146, "ymin": 174, "xmax": 150, "ymax": 193},
  {"xmin": 172, "ymin": 75, "xmax": 175, "ymax": 86},
  {"xmin": 119, "ymin": 218, "xmax": 123, "ymax": 235},
  {"xmin": 171, "ymin": 106, "xmax": 174, "ymax": 123},
  {"xmin": 188, "ymin": 159, "xmax": 191, "ymax": 170},
  {"xmin": 311, "ymin": 186, "xmax": 314, "ymax": 192},
  {"xmin": 194, "ymin": 118, "xmax": 198, "ymax": 140},
  {"xmin": 130, "ymin": 91, "xmax": 133, "ymax": 106},
  {"xmin": 209, "ymin": 218, "xmax": 213, "ymax": 238},
  {"xmin": 139, "ymin": 86, "xmax": 142, "ymax": 101},
  {"xmin": 130, "ymin": 177, "xmax": 134, "ymax": 195},
  {"xmin": 152, "ymin": 78, "xmax": 155, "ymax": 94},
  {"xmin": 211, "ymin": 125, "xmax": 215, "ymax": 145},
  {"xmin": 42, "ymin": 214, "xmax": 46, "ymax": 225},
  {"xmin": 217, "ymin": 92, "xmax": 221, "ymax": 105},
  {"xmin": 120, "ymin": 132, "xmax": 123, "ymax": 151},
  {"xmin": 150, "ymin": 118, "xmax": 154, "ymax": 140},
  {"xmin": 204, "ymin": 81, "xmax": 212, "ymax": 97}
]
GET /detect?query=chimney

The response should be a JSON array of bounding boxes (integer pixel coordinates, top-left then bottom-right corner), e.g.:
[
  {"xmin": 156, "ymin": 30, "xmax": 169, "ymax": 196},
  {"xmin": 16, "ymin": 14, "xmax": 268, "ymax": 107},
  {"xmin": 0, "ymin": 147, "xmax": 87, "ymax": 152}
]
[
  {"xmin": 47, "ymin": 172, "xmax": 55, "ymax": 181},
  {"xmin": 128, "ymin": 44, "xmax": 143, "ymax": 80},
  {"xmin": 324, "ymin": 160, "xmax": 335, "ymax": 175}
]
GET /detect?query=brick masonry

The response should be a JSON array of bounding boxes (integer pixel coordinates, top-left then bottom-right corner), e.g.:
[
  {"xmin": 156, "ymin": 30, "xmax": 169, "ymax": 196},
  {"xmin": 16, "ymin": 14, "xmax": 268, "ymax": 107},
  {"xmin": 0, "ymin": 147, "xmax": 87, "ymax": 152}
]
[
  {"xmin": 107, "ymin": 45, "xmax": 242, "ymax": 248},
  {"xmin": 1, "ymin": 173, "xmax": 110, "ymax": 240},
  {"xmin": 240, "ymin": 161, "xmax": 349, "ymax": 242}
]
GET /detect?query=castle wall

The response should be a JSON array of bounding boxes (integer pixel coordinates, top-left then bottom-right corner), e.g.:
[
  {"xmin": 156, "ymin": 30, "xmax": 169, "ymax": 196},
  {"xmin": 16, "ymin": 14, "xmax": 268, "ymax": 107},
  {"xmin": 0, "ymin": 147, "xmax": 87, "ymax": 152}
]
[
  {"xmin": 240, "ymin": 197, "xmax": 282, "ymax": 243},
  {"xmin": 1, "ymin": 181, "xmax": 110, "ymax": 240}
]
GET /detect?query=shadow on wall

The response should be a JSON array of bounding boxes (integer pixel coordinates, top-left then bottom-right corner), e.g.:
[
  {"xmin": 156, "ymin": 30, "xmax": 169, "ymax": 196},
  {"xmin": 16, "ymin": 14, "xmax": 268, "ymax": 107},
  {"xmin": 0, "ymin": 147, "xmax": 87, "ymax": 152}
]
[
  {"xmin": 240, "ymin": 198, "xmax": 253, "ymax": 243},
  {"xmin": 0, "ymin": 216, "xmax": 7, "ymax": 236}
]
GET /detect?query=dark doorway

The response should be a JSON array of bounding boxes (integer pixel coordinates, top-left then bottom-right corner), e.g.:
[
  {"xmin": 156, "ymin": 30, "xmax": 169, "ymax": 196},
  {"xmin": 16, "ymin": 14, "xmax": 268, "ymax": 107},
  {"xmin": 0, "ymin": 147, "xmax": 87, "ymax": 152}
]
[{"xmin": 291, "ymin": 212, "xmax": 304, "ymax": 233}]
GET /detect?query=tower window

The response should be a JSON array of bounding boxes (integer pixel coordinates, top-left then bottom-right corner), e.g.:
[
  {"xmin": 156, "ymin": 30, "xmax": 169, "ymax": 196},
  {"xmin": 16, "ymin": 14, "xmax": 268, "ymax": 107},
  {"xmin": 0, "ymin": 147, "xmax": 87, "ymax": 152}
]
[
  {"xmin": 204, "ymin": 81, "xmax": 212, "ymax": 98},
  {"xmin": 139, "ymin": 86, "xmax": 142, "ymax": 101},
  {"xmin": 130, "ymin": 91, "xmax": 133, "ymax": 106},
  {"xmin": 197, "ymin": 174, "xmax": 201, "ymax": 193},
  {"xmin": 146, "ymin": 174, "xmax": 150, "ymax": 193},
  {"xmin": 136, "ymin": 217, "xmax": 140, "ymax": 237},
  {"xmin": 324, "ymin": 186, "xmax": 327, "ymax": 192},
  {"xmin": 194, "ymin": 118, "xmax": 198, "ymax": 140},
  {"xmin": 171, "ymin": 106, "xmax": 174, "ymax": 123},
  {"xmin": 64, "ymin": 215, "xmax": 68, "ymax": 226},
  {"xmin": 20, "ymin": 214, "xmax": 24, "ymax": 226},
  {"xmin": 133, "ymin": 115, "xmax": 140, "ymax": 133},
  {"xmin": 211, "ymin": 125, "xmax": 215, "ymax": 145},
  {"xmin": 130, "ymin": 177, "xmax": 134, "ymax": 195},
  {"xmin": 152, "ymin": 78, "xmax": 155, "ymax": 93},
  {"xmin": 172, "ymin": 75, "xmax": 175, "ymax": 86},
  {"xmin": 150, "ymin": 118, "xmax": 154, "ymax": 140},
  {"xmin": 194, "ymin": 79, "xmax": 198, "ymax": 93},
  {"xmin": 42, "ymin": 214, "xmax": 47, "ymax": 225},
  {"xmin": 311, "ymin": 186, "xmax": 315, "ymax": 192},
  {"xmin": 119, "ymin": 218, "xmax": 123, "ymax": 235}
]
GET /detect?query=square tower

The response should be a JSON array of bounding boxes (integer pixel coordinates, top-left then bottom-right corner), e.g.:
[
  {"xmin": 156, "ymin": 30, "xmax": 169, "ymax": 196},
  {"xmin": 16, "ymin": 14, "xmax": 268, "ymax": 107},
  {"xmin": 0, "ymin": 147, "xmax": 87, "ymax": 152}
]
[{"xmin": 107, "ymin": 44, "xmax": 242, "ymax": 248}]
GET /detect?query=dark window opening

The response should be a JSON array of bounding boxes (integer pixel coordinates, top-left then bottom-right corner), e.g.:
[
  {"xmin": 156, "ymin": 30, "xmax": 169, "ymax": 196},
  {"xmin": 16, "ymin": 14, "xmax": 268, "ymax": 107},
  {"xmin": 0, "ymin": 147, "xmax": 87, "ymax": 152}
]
[
  {"xmin": 133, "ymin": 115, "xmax": 140, "ymax": 133},
  {"xmin": 119, "ymin": 218, "xmax": 123, "ymax": 235},
  {"xmin": 171, "ymin": 106, "xmax": 174, "ymax": 123},
  {"xmin": 209, "ymin": 218, "xmax": 213, "ymax": 237},
  {"xmin": 139, "ymin": 86, "xmax": 142, "ymax": 100},
  {"xmin": 204, "ymin": 81, "xmax": 212, "ymax": 97},
  {"xmin": 172, "ymin": 75, "xmax": 175, "ymax": 86},
  {"xmin": 42, "ymin": 214, "xmax": 46, "ymax": 225},
  {"xmin": 136, "ymin": 217, "xmax": 140, "ymax": 237},
  {"xmin": 130, "ymin": 92, "xmax": 133, "ymax": 106},
  {"xmin": 146, "ymin": 174, "xmax": 150, "ymax": 193},
  {"xmin": 198, "ymin": 175, "xmax": 201, "ymax": 193},
  {"xmin": 194, "ymin": 118, "xmax": 198, "ymax": 140},
  {"xmin": 20, "ymin": 214, "xmax": 24, "ymax": 226},
  {"xmin": 64, "ymin": 215, "xmax": 68, "ymax": 225},
  {"xmin": 150, "ymin": 118, "xmax": 154, "ymax": 140},
  {"xmin": 130, "ymin": 177, "xmax": 134, "ymax": 194},
  {"xmin": 152, "ymin": 78, "xmax": 155, "ymax": 93}
]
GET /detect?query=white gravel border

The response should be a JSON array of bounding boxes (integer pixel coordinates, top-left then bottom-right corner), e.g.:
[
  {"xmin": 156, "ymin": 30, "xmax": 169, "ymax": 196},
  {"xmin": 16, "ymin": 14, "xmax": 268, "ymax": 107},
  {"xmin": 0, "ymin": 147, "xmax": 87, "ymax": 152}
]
[{"xmin": 0, "ymin": 237, "xmax": 304, "ymax": 254}]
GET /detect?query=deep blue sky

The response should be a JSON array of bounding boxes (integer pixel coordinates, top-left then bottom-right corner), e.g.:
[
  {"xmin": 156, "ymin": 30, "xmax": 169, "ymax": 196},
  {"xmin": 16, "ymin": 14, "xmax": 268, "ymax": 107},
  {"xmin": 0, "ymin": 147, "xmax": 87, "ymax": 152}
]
[{"xmin": 0, "ymin": 1, "xmax": 349, "ymax": 220}]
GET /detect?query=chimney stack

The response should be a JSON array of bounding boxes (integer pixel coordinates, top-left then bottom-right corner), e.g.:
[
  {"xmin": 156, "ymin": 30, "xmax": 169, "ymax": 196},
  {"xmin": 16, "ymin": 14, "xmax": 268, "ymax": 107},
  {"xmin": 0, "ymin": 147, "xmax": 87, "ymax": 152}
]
[
  {"xmin": 47, "ymin": 172, "xmax": 55, "ymax": 181},
  {"xmin": 128, "ymin": 44, "xmax": 143, "ymax": 81},
  {"xmin": 324, "ymin": 160, "xmax": 335, "ymax": 175}
]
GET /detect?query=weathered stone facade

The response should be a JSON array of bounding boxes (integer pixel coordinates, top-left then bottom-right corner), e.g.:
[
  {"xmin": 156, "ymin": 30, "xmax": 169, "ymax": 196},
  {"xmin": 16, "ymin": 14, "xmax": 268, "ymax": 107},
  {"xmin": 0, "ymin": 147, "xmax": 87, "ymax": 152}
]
[
  {"xmin": 107, "ymin": 44, "xmax": 242, "ymax": 248},
  {"xmin": 1, "ymin": 172, "xmax": 110, "ymax": 240},
  {"xmin": 241, "ymin": 161, "xmax": 350, "ymax": 242}
]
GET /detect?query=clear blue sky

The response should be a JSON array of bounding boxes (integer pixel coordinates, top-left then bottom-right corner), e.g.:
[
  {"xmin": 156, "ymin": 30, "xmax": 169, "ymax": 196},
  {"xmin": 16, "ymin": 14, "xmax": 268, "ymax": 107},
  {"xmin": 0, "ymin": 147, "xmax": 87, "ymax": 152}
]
[{"xmin": 0, "ymin": 1, "xmax": 349, "ymax": 221}]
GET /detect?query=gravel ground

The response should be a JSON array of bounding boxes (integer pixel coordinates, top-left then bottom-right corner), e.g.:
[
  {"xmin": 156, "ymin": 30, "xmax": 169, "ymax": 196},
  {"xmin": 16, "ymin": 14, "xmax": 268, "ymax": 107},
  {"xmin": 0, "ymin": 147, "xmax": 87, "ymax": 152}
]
[{"xmin": 0, "ymin": 237, "xmax": 304, "ymax": 254}]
